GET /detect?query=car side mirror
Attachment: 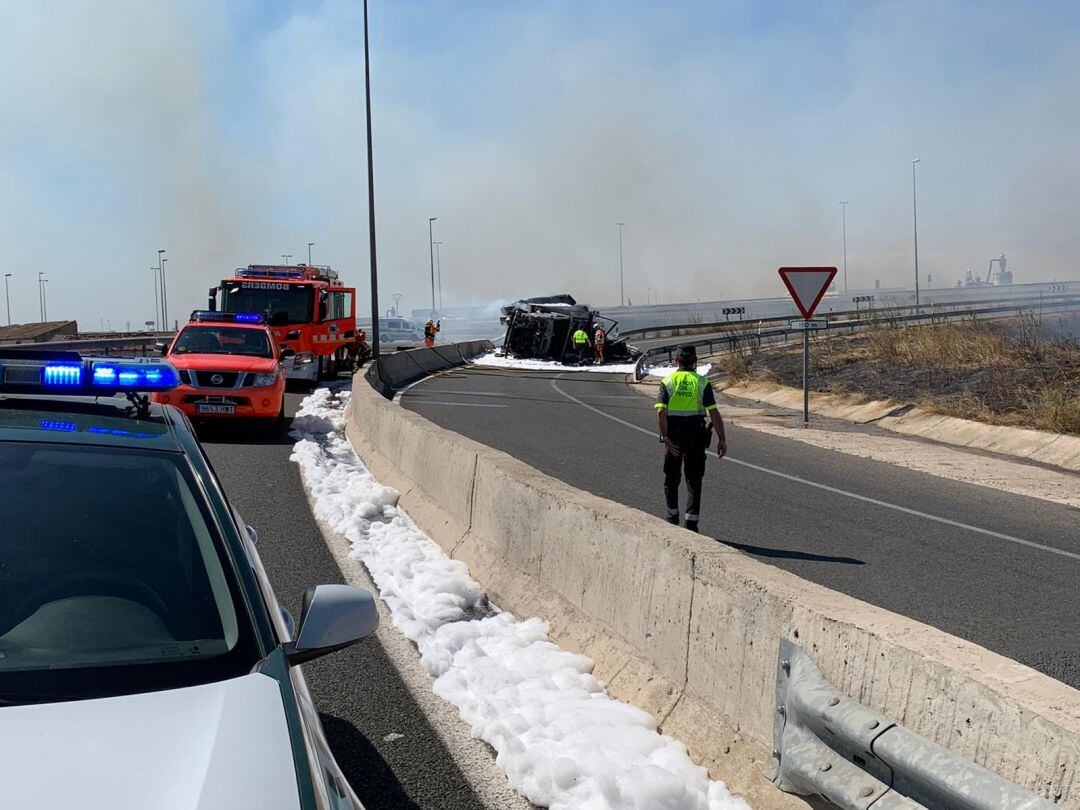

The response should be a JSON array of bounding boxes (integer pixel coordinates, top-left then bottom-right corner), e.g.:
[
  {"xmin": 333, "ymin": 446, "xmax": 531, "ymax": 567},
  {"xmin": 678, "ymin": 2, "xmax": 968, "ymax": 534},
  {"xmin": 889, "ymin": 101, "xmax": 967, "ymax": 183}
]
[
  {"xmin": 281, "ymin": 347, "xmax": 295, "ymax": 359},
  {"xmin": 284, "ymin": 584, "xmax": 378, "ymax": 665},
  {"xmin": 155, "ymin": 342, "xmax": 169, "ymax": 356}
]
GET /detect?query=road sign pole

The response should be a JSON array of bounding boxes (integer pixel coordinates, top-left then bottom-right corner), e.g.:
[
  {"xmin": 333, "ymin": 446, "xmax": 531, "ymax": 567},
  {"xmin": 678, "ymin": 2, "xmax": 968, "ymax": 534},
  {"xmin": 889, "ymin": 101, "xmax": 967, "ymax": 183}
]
[{"xmin": 802, "ymin": 328, "xmax": 810, "ymax": 425}]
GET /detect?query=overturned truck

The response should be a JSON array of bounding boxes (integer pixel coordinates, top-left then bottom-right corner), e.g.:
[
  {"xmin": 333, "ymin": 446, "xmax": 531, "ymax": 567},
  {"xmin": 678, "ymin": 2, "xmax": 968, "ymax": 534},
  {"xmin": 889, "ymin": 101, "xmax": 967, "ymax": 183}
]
[{"xmin": 499, "ymin": 295, "xmax": 639, "ymax": 365}]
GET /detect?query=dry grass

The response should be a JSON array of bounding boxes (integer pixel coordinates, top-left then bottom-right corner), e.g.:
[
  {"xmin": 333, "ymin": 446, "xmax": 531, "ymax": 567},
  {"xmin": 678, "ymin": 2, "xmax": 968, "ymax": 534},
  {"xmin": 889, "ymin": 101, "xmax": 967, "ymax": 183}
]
[{"xmin": 727, "ymin": 311, "xmax": 1080, "ymax": 435}]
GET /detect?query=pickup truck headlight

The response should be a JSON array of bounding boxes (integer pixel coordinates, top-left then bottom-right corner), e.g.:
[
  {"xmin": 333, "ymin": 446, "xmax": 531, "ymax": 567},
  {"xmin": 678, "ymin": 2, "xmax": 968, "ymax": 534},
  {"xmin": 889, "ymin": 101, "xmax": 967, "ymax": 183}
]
[
  {"xmin": 293, "ymin": 352, "xmax": 316, "ymax": 365},
  {"xmin": 252, "ymin": 372, "xmax": 277, "ymax": 387}
]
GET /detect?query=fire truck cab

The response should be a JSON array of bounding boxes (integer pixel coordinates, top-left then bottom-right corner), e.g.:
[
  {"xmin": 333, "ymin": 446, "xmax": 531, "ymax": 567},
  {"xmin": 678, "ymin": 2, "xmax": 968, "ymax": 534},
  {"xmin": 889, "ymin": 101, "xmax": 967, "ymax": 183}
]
[{"xmin": 208, "ymin": 265, "xmax": 359, "ymax": 385}]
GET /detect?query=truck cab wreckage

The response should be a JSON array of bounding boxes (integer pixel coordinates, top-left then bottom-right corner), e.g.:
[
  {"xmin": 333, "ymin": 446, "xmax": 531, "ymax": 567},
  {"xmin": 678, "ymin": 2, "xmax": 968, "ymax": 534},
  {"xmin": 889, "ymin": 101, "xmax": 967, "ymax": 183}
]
[{"xmin": 499, "ymin": 295, "xmax": 639, "ymax": 365}]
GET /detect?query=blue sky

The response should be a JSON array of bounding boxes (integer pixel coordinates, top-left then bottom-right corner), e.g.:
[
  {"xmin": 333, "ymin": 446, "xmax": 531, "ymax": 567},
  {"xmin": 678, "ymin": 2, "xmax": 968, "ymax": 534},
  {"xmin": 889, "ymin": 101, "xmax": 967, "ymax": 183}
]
[{"xmin": 2, "ymin": 1, "xmax": 1079, "ymax": 326}]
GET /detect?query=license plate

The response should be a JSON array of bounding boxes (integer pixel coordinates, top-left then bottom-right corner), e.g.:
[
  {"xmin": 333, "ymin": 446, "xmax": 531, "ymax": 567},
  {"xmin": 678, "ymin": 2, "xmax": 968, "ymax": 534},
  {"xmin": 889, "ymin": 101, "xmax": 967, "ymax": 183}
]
[{"xmin": 197, "ymin": 404, "xmax": 235, "ymax": 415}]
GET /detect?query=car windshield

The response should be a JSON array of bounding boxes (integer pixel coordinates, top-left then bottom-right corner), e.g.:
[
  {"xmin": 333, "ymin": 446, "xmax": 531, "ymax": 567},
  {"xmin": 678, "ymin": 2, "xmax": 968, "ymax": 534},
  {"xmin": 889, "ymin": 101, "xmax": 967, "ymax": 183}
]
[
  {"xmin": 221, "ymin": 282, "xmax": 312, "ymax": 325},
  {"xmin": 172, "ymin": 326, "xmax": 273, "ymax": 358},
  {"xmin": 0, "ymin": 443, "xmax": 259, "ymax": 703}
]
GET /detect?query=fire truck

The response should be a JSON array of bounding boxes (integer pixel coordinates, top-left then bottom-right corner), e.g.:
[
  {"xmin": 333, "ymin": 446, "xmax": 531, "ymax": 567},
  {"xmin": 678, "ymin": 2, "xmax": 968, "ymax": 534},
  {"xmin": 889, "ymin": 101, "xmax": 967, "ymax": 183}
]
[{"xmin": 207, "ymin": 265, "xmax": 362, "ymax": 384}]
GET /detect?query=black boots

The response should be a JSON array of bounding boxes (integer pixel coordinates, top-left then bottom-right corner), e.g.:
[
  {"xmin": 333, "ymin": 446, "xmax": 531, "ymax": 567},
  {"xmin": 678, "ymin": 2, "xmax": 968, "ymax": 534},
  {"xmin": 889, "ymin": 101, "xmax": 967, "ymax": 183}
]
[
  {"xmin": 666, "ymin": 515, "xmax": 680, "ymax": 525},
  {"xmin": 685, "ymin": 520, "xmax": 699, "ymax": 533}
]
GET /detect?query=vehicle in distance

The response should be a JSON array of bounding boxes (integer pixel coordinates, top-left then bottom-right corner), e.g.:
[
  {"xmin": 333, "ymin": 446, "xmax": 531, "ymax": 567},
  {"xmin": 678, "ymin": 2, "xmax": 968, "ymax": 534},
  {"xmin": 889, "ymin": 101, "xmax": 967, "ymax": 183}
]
[
  {"xmin": 357, "ymin": 316, "xmax": 424, "ymax": 349},
  {"xmin": 0, "ymin": 349, "xmax": 378, "ymax": 809},
  {"xmin": 208, "ymin": 264, "xmax": 360, "ymax": 383},
  {"xmin": 152, "ymin": 311, "xmax": 288, "ymax": 429}
]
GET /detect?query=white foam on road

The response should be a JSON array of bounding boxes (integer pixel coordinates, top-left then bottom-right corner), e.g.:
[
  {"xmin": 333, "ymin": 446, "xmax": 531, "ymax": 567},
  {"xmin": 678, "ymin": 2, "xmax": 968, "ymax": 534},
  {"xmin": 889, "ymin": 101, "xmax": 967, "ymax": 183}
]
[
  {"xmin": 473, "ymin": 352, "xmax": 639, "ymax": 374},
  {"xmin": 472, "ymin": 351, "xmax": 712, "ymax": 378},
  {"xmin": 289, "ymin": 387, "xmax": 749, "ymax": 810}
]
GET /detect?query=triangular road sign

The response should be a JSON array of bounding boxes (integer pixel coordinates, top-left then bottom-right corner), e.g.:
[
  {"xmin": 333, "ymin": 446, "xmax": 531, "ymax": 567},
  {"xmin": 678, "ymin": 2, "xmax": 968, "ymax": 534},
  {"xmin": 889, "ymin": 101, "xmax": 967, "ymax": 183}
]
[{"xmin": 778, "ymin": 267, "xmax": 838, "ymax": 319}]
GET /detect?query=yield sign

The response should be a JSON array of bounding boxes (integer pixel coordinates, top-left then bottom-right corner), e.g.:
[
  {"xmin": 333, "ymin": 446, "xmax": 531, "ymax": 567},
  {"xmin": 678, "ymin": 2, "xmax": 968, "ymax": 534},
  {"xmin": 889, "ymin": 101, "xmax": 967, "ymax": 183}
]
[{"xmin": 778, "ymin": 267, "xmax": 838, "ymax": 319}]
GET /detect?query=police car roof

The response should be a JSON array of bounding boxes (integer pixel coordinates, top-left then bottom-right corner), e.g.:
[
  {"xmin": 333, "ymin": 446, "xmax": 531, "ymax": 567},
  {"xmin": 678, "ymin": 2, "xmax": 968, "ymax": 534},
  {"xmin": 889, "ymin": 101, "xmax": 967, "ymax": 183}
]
[{"xmin": 0, "ymin": 395, "xmax": 183, "ymax": 451}]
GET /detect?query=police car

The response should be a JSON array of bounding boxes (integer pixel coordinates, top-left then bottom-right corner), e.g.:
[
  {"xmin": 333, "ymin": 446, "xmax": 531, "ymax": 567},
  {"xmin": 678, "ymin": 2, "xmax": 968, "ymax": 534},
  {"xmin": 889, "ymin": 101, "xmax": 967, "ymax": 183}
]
[{"xmin": 0, "ymin": 349, "xmax": 376, "ymax": 809}]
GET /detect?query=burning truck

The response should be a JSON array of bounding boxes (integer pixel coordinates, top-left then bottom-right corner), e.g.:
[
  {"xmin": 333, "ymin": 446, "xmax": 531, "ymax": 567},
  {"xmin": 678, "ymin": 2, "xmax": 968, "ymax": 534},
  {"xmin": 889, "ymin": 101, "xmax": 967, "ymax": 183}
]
[{"xmin": 499, "ymin": 295, "xmax": 639, "ymax": 365}]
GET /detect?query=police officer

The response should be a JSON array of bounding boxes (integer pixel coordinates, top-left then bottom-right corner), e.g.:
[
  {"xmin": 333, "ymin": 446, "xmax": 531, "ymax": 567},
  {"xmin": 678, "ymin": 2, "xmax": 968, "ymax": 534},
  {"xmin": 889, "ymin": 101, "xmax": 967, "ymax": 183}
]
[{"xmin": 654, "ymin": 345, "xmax": 727, "ymax": 532}]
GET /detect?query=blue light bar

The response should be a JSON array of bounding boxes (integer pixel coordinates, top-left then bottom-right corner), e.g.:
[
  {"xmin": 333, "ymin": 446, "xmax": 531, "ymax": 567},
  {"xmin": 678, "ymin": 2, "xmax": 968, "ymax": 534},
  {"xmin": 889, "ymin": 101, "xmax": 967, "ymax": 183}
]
[
  {"xmin": 91, "ymin": 360, "xmax": 179, "ymax": 391},
  {"xmin": 43, "ymin": 364, "xmax": 83, "ymax": 386},
  {"xmin": 235, "ymin": 267, "xmax": 303, "ymax": 279},
  {"xmin": 189, "ymin": 310, "xmax": 265, "ymax": 325},
  {"xmin": 0, "ymin": 352, "xmax": 180, "ymax": 397}
]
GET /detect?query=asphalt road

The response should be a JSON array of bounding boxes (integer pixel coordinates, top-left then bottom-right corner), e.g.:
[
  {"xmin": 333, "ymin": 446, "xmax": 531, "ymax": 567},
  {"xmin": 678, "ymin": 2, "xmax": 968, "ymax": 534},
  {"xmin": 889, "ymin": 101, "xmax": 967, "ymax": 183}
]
[
  {"xmin": 199, "ymin": 388, "xmax": 493, "ymax": 810},
  {"xmin": 402, "ymin": 367, "xmax": 1080, "ymax": 688}
]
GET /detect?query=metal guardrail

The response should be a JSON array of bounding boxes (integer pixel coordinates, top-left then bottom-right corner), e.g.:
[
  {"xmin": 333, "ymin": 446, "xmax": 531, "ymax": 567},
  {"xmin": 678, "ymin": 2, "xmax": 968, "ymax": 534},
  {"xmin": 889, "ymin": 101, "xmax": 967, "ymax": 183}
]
[
  {"xmin": 632, "ymin": 296, "xmax": 1080, "ymax": 380},
  {"xmin": 767, "ymin": 641, "xmax": 1055, "ymax": 809},
  {"xmin": 0, "ymin": 335, "xmax": 171, "ymax": 356},
  {"xmin": 619, "ymin": 292, "xmax": 1080, "ymax": 342}
]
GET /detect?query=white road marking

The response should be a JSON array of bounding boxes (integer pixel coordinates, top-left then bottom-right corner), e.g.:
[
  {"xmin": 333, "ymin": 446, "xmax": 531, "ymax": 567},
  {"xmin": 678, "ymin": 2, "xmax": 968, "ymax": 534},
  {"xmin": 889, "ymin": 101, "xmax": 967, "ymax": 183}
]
[
  {"xmin": 550, "ymin": 377, "xmax": 1080, "ymax": 563},
  {"xmin": 412, "ymin": 400, "xmax": 507, "ymax": 408},
  {"xmin": 416, "ymin": 388, "xmax": 641, "ymax": 400}
]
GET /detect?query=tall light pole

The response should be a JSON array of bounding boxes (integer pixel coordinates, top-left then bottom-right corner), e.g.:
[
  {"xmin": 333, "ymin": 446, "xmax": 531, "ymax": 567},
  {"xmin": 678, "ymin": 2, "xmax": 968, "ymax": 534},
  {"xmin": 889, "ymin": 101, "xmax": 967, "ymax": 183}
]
[
  {"xmin": 307, "ymin": 242, "xmax": 314, "ymax": 265},
  {"xmin": 37, "ymin": 272, "xmax": 44, "ymax": 322},
  {"xmin": 433, "ymin": 241, "xmax": 444, "ymax": 309},
  {"xmin": 838, "ymin": 201, "xmax": 849, "ymax": 293},
  {"xmin": 157, "ymin": 249, "xmax": 167, "ymax": 332},
  {"xmin": 3, "ymin": 273, "xmax": 11, "ymax": 326},
  {"xmin": 616, "ymin": 222, "xmax": 625, "ymax": 306},
  {"xmin": 363, "ymin": 0, "xmax": 381, "ymax": 360},
  {"xmin": 282, "ymin": 254, "xmax": 292, "ymax": 266},
  {"xmin": 912, "ymin": 158, "xmax": 922, "ymax": 309},
  {"xmin": 428, "ymin": 217, "xmax": 437, "ymax": 314},
  {"xmin": 41, "ymin": 278, "xmax": 48, "ymax": 322},
  {"xmin": 392, "ymin": 293, "xmax": 403, "ymax": 317},
  {"xmin": 150, "ymin": 267, "xmax": 160, "ymax": 330}
]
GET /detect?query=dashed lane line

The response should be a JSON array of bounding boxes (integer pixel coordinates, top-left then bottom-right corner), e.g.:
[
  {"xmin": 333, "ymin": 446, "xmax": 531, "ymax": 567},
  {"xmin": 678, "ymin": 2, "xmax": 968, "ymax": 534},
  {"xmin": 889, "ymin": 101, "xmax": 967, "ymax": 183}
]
[{"xmin": 550, "ymin": 376, "xmax": 1080, "ymax": 564}]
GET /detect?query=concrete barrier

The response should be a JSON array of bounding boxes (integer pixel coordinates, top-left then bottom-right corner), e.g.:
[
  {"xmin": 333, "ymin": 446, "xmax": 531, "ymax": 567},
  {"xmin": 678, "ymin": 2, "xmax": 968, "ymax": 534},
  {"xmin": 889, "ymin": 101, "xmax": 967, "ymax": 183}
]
[
  {"xmin": 346, "ymin": 375, "xmax": 1080, "ymax": 808},
  {"xmin": 363, "ymin": 340, "xmax": 494, "ymax": 398}
]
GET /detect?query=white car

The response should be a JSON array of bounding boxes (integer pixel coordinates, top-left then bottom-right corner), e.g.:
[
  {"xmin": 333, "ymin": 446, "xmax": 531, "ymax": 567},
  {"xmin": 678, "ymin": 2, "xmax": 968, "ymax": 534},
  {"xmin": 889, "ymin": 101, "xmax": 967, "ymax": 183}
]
[{"xmin": 0, "ymin": 350, "xmax": 377, "ymax": 809}]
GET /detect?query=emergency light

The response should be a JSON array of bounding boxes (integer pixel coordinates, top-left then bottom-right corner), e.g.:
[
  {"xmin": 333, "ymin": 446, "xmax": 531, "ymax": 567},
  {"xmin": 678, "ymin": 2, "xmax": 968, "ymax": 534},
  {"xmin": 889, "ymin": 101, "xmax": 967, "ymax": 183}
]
[
  {"xmin": 234, "ymin": 267, "xmax": 304, "ymax": 280},
  {"xmin": 0, "ymin": 350, "xmax": 179, "ymax": 396},
  {"xmin": 189, "ymin": 310, "xmax": 266, "ymax": 324}
]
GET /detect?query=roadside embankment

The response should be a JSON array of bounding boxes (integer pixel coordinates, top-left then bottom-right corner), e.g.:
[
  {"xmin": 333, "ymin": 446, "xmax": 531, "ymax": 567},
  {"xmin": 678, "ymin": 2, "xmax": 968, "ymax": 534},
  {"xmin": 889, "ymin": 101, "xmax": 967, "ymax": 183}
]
[
  {"xmin": 346, "ymin": 370, "xmax": 1080, "ymax": 807},
  {"xmin": 719, "ymin": 379, "xmax": 1080, "ymax": 474},
  {"xmin": 718, "ymin": 317, "xmax": 1080, "ymax": 436}
]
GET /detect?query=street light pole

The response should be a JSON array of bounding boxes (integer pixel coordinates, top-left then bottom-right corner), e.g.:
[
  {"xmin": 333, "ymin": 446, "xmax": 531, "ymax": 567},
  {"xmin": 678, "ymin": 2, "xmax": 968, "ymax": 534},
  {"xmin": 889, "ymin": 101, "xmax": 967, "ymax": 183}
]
[
  {"xmin": 912, "ymin": 158, "xmax": 922, "ymax": 309},
  {"xmin": 363, "ymin": 0, "xmax": 381, "ymax": 360},
  {"xmin": 428, "ymin": 217, "xmax": 437, "ymax": 314},
  {"xmin": 307, "ymin": 242, "xmax": 314, "ymax": 265},
  {"xmin": 433, "ymin": 241, "xmax": 443, "ymax": 309},
  {"xmin": 4, "ymin": 273, "xmax": 11, "ymax": 326},
  {"xmin": 157, "ymin": 249, "xmax": 167, "ymax": 332},
  {"xmin": 282, "ymin": 254, "xmax": 292, "ymax": 266},
  {"xmin": 150, "ymin": 267, "xmax": 160, "ymax": 331},
  {"xmin": 838, "ymin": 202, "xmax": 849, "ymax": 294},
  {"xmin": 41, "ymin": 279, "xmax": 48, "ymax": 322},
  {"xmin": 616, "ymin": 222, "xmax": 625, "ymax": 306},
  {"xmin": 37, "ymin": 272, "xmax": 44, "ymax": 322}
]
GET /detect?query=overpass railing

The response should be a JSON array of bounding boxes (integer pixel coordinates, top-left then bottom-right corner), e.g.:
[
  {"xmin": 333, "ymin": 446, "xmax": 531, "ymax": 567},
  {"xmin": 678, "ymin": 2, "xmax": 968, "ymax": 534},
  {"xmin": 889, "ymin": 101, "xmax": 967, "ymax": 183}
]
[
  {"xmin": 619, "ymin": 291, "xmax": 1080, "ymax": 342},
  {"xmin": 632, "ymin": 295, "xmax": 1080, "ymax": 380},
  {"xmin": 1, "ymin": 334, "xmax": 172, "ymax": 356}
]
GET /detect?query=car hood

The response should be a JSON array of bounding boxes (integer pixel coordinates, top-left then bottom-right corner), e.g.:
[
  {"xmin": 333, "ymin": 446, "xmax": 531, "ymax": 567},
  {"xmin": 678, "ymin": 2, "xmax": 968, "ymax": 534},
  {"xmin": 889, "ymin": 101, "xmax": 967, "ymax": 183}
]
[
  {"xmin": 2, "ymin": 673, "xmax": 302, "ymax": 810},
  {"xmin": 168, "ymin": 353, "xmax": 279, "ymax": 373}
]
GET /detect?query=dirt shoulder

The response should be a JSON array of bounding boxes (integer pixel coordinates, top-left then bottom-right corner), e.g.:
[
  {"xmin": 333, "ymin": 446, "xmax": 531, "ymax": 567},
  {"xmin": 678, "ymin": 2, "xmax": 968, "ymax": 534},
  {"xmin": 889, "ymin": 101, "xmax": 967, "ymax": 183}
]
[{"xmin": 719, "ymin": 314, "xmax": 1080, "ymax": 435}]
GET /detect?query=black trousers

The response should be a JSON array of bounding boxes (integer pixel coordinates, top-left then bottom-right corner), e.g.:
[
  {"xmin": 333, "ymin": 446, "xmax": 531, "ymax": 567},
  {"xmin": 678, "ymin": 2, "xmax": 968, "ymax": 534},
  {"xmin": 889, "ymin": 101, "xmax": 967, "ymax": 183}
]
[{"xmin": 664, "ymin": 417, "xmax": 708, "ymax": 521}]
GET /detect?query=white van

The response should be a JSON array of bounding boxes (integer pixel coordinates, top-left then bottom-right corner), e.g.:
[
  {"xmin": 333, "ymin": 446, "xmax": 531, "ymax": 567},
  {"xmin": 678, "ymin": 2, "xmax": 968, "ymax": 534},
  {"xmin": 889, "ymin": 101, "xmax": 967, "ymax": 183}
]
[{"xmin": 357, "ymin": 317, "xmax": 424, "ymax": 349}]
